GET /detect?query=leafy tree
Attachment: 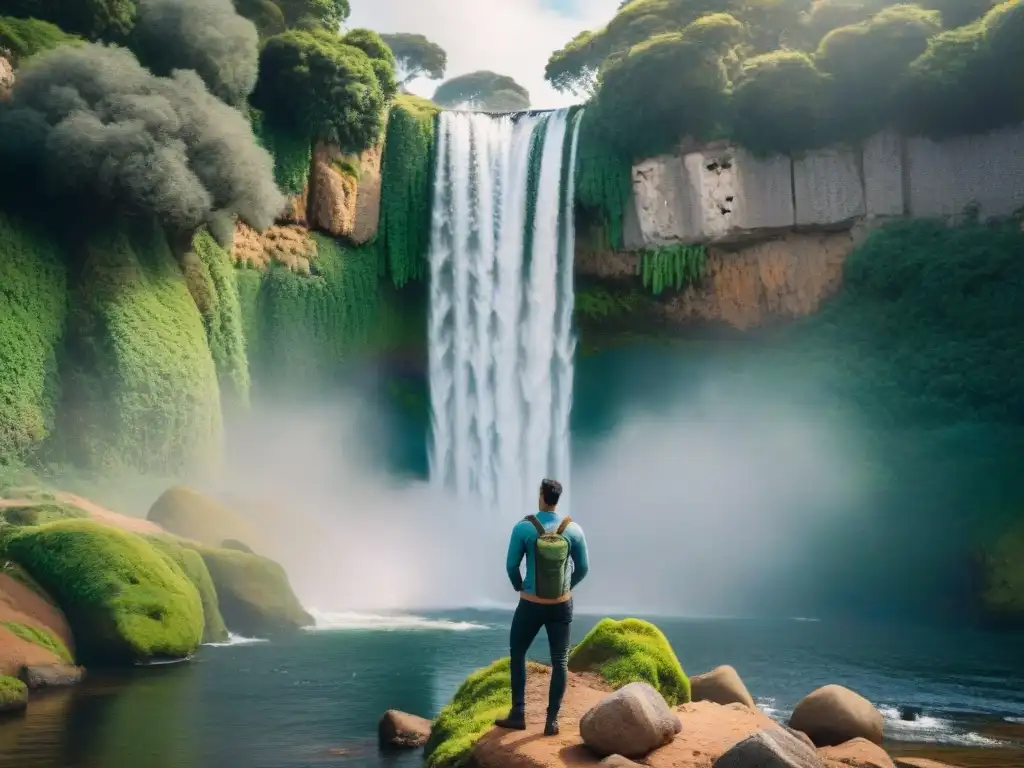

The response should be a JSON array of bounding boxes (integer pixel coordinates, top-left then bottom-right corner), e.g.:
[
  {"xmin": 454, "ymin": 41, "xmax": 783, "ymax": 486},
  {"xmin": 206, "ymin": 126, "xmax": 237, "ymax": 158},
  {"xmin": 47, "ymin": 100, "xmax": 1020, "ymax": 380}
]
[
  {"xmin": 379, "ymin": 32, "xmax": 447, "ymax": 85},
  {"xmin": 233, "ymin": 0, "xmax": 286, "ymax": 36},
  {"xmin": 343, "ymin": 27, "xmax": 398, "ymax": 99},
  {"xmin": 0, "ymin": 0, "xmax": 136, "ymax": 41},
  {"xmin": 815, "ymin": 4, "xmax": 942, "ymax": 139},
  {"xmin": 276, "ymin": 0, "xmax": 348, "ymax": 29},
  {"xmin": 731, "ymin": 50, "xmax": 829, "ymax": 154},
  {"xmin": 251, "ymin": 28, "xmax": 386, "ymax": 152},
  {"xmin": 590, "ymin": 31, "xmax": 730, "ymax": 158},
  {"xmin": 432, "ymin": 70, "xmax": 530, "ymax": 111}
]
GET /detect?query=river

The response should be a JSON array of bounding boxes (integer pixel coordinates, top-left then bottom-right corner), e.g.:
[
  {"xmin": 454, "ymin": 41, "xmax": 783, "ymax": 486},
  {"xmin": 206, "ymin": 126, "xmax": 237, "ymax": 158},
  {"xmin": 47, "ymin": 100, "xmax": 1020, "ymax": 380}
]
[{"xmin": 2, "ymin": 611, "xmax": 1023, "ymax": 767}]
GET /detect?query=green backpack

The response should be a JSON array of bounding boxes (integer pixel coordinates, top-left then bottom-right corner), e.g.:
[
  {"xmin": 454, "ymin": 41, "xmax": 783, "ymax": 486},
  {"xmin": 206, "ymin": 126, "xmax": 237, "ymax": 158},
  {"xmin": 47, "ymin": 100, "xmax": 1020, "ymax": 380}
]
[{"xmin": 526, "ymin": 515, "xmax": 573, "ymax": 599}]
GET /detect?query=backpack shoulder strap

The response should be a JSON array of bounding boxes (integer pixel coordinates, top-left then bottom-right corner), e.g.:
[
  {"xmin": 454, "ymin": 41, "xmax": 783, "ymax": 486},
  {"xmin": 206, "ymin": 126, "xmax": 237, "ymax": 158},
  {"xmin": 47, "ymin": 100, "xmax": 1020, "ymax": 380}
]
[
  {"xmin": 555, "ymin": 516, "xmax": 573, "ymax": 535},
  {"xmin": 524, "ymin": 515, "xmax": 545, "ymax": 535}
]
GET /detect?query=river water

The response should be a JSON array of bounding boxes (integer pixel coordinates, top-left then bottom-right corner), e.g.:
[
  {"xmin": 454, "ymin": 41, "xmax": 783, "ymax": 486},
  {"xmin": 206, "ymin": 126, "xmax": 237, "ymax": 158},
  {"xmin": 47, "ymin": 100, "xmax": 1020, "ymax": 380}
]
[{"xmin": 2, "ymin": 610, "xmax": 1023, "ymax": 767}]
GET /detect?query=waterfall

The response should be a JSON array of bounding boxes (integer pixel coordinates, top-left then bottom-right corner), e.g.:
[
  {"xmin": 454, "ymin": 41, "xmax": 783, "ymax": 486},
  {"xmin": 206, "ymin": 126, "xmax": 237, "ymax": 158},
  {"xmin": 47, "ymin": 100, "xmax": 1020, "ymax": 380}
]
[{"xmin": 427, "ymin": 108, "xmax": 584, "ymax": 524}]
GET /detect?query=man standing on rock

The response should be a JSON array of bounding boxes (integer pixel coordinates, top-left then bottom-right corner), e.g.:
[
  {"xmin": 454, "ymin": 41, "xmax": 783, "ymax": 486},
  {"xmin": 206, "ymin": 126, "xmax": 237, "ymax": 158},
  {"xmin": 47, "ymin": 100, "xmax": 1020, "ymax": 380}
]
[{"xmin": 495, "ymin": 478, "xmax": 590, "ymax": 737}]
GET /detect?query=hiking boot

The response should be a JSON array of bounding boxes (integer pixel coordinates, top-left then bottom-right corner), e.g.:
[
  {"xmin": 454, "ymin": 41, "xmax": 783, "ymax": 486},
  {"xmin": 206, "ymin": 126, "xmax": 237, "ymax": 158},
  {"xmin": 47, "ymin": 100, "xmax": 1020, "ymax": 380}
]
[
  {"xmin": 494, "ymin": 710, "xmax": 526, "ymax": 730},
  {"xmin": 543, "ymin": 719, "xmax": 559, "ymax": 737}
]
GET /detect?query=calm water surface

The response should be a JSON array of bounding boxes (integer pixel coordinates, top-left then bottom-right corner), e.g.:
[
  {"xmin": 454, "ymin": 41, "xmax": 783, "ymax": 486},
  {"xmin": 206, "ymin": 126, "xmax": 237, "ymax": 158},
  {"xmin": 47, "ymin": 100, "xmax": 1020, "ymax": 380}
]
[{"xmin": 2, "ymin": 611, "xmax": 1023, "ymax": 768}]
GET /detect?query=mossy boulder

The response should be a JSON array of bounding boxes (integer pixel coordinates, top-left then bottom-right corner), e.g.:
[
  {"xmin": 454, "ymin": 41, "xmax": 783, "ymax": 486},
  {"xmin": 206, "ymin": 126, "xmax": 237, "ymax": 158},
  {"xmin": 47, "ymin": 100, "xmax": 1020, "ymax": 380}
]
[
  {"xmin": 147, "ymin": 485, "xmax": 254, "ymax": 548},
  {"xmin": 568, "ymin": 618, "xmax": 691, "ymax": 706},
  {"xmin": 147, "ymin": 536, "xmax": 229, "ymax": 644},
  {"xmin": 1, "ymin": 503, "xmax": 86, "ymax": 528},
  {"xmin": 0, "ymin": 675, "xmax": 27, "ymax": 714},
  {"xmin": 423, "ymin": 658, "xmax": 546, "ymax": 768},
  {"xmin": 3, "ymin": 520, "xmax": 204, "ymax": 664},
  {"xmin": 191, "ymin": 546, "xmax": 311, "ymax": 637}
]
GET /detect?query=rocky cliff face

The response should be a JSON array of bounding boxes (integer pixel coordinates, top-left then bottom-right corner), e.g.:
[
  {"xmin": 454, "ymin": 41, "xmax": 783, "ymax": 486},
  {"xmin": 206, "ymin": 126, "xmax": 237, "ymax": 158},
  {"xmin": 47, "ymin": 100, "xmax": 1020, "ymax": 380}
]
[
  {"xmin": 586, "ymin": 123, "xmax": 1024, "ymax": 331},
  {"xmin": 308, "ymin": 140, "xmax": 383, "ymax": 245},
  {"xmin": 0, "ymin": 54, "xmax": 14, "ymax": 101}
]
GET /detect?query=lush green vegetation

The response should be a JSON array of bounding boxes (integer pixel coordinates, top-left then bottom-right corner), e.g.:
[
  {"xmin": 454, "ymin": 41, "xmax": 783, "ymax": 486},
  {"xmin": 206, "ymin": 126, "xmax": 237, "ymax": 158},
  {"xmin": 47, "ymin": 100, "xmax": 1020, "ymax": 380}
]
[
  {"xmin": 0, "ymin": 214, "xmax": 67, "ymax": 467},
  {"xmin": 148, "ymin": 535, "xmax": 230, "ymax": 644},
  {"xmin": 56, "ymin": 222, "xmax": 222, "ymax": 475},
  {"xmin": 0, "ymin": 503, "xmax": 85, "ymax": 527},
  {"xmin": 1, "ymin": 0, "xmax": 136, "ymax": 41},
  {"xmin": 638, "ymin": 244, "xmax": 707, "ymax": 295},
  {"xmin": 191, "ymin": 545, "xmax": 311, "ymax": 636},
  {"xmin": 0, "ymin": 675, "xmax": 27, "ymax": 711},
  {"xmin": 574, "ymin": 114, "xmax": 634, "ymax": 251},
  {"xmin": 424, "ymin": 658, "xmax": 547, "ymax": 767},
  {"xmin": 379, "ymin": 95, "xmax": 440, "ymax": 287},
  {"xmin": 192, "ymin": 230, "xmax": 251, "ymax": 412},
  {"xmin": 433, "ymin": 70, "xmax": 531, "ymax": 111},
  {"xmin": 380, "ymin": 32, "xmax": 447, "ymax": 86},
  {"xmin": 0, "ymin": 16, "xmax": 81, "ymax": 62},
  {"xmin": 0, "ymin": 620, "xmax": 73, "ymax": 663},
  {"xmin": 4, "ymin": 519, "xmax": 204, "ymax": 663},
  {"xmin": 568, "ymin": 618, "xmax": 691, "ymax": 705},
  {"xmin": 551, "ymin": 0, "xmax": 1022, "ymax": 158}
]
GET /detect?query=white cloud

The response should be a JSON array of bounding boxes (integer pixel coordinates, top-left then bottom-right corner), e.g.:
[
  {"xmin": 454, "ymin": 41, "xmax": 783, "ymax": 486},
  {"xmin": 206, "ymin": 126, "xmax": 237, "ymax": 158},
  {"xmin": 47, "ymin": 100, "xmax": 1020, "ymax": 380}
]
[{"xmin": 347, "ymin": 0, "xmax": 620, "ymax": 109}]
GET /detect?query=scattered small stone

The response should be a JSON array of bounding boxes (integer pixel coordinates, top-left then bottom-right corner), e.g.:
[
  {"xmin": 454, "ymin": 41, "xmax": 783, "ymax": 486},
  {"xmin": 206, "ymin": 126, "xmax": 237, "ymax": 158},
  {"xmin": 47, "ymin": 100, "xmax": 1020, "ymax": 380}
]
[
  {"xmin": 789, "ymin": 684, "xmax": 884, "ymax": 747},
  {"xmin": 714, "ymin": 727, "xmax": 825, "ymax": 768},
  {"xmin": 691, "ymin": 665, "xmax": 756, "ymax": 708},
  {"xmin": 378, "ymin": 709, "xmax": 432, "ymax": 749},
  {"xmin": 580, "ymin": 681, "xmax": 682, "ymax": 759},
  {"xmin": 19, "ymin": 664, "xmax": 85, "ymax": 691},
  {"xmin": 601, "ymin": 755, "xmax": 645, "ymax": 767}
]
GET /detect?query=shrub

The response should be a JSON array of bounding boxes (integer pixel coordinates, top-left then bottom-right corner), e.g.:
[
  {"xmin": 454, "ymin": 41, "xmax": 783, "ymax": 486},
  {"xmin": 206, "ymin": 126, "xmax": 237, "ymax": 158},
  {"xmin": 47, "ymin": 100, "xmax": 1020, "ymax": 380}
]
[
  {"xmin": 568, "ymin": 617, "xmax": 691, "ymax": 705},
  {"xmin": 4, "ymin": 519, "xmax": 204, "ymax": 663}
]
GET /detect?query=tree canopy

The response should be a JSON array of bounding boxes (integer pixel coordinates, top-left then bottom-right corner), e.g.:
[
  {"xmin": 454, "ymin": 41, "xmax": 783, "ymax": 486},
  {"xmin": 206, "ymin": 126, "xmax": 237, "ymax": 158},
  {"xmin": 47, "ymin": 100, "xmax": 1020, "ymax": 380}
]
[
  {"xmin": 380, "ymin": 32, "xmax": 447, "ymax": 85},
  {"xmin": 251, "ymin": 27, "xmax": 394, "ymax": 151},
  {"xmin": 559, "ymin": 0, "xmax": 1024, "ymax": 159},
  {"xmin": 432, "ymin": 70, "xmax": 530, "ymax": 111},
  {"xmin": 0, "ymin": 0, "xmax": 137, "ymax": 41}
]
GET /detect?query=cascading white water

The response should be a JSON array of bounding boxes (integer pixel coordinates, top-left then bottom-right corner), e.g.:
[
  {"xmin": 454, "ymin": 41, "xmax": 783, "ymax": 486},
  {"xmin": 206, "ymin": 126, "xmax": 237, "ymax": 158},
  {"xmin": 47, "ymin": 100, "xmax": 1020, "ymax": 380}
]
[{"xmin": 428, "ymin": 108, "xmax": 584, "ymax": 524}]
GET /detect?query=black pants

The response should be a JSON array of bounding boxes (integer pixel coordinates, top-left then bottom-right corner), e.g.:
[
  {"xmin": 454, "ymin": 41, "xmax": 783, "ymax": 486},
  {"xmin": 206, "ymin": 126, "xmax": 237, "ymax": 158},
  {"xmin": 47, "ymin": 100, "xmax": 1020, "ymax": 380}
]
[{"xmin": 509, "ymin": 597, "xmax": 573, "ymax": 720}]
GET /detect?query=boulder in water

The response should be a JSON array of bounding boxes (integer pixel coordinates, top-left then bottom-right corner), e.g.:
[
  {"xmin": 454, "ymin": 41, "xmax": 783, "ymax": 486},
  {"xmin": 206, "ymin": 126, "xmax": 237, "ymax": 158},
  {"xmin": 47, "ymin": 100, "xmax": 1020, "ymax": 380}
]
[
  {"xmin": 0, "ymin": 675, "xmax": 27, "ymax": 714},
  {"xmin": 897, "ymin": 705, "xmax": 922, "ymax": 722},
  {"xmin": 789, "ymin": 684, "xmax": 884, "ymax": 747},
  {"xmin": 820, "ymin": 737, "xmax": 896, "ymax": 768},
  {"xmin": 691, "ymin": 665, "xmax": 756, "ymax": 708},
  {"xmin": 579, "ymin": 681, "xmax": 682, "ymax": 759},
  {"xmin": 19, "ymin": 664, "xmax": 84, "ymax": 691},
  {"xmin": 714, "ymin": 727, "xmax": 825, "ymax": 768},
  {"xmin": 378, "ymin": 709, "xmax": 431, "ymax": 749}
]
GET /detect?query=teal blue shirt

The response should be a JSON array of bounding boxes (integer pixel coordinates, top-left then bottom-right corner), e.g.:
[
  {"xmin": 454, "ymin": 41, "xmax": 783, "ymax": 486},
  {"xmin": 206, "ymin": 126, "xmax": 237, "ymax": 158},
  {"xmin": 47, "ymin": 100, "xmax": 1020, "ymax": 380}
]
[{"xmin": 505, "ymin": 511, "xmax": 590, "ymax": 595}]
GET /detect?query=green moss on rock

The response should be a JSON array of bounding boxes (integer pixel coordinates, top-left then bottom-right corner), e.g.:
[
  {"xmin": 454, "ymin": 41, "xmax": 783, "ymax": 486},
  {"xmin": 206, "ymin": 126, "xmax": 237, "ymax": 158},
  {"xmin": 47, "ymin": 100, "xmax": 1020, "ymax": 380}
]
[
  {"xmin": 56, "ymin": 221, "xmax": 222, "ymax": 476},
  {"xmin": 0, "ymin": 503, "xmax": 85, "ymax": 527},
  {"xmin": 0, "ymin": 620, "xmax": 72, "ymax": 664},
  {"xmin": 147, "ymin": 485, "xmax": 253, "ymax": 548},
  {"xmin": 3, "ymin": 519, "xmax": 204, "ymax": 664},
  {"xmin": 0, "ymin": 213, "xmax": 68, "ymax": 466},
  {"xmin": 0, "ymin": 674, "xmax": 27, "ymax": 713},
  {"xmin": 424, "ymin": 657, "xmax": 547, "ymax": 768},
  {"xmin": 148, "ymin": 536, "xmax": 229, "ymax": 644},
  {"xmin": 192, "ymin": 546, "xmax": 311, "ymax": 637},
  {"xmin": 568, "ymin": 617, "xmax": 690, "ymax": 705}
]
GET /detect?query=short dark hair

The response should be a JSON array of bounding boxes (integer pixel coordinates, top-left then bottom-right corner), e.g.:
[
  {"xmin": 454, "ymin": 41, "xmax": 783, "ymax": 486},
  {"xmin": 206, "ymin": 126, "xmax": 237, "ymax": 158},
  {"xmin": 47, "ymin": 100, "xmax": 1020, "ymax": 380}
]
[{"xmin": 540, "ymin": 478, "xmax": 563, "ymax": 507}]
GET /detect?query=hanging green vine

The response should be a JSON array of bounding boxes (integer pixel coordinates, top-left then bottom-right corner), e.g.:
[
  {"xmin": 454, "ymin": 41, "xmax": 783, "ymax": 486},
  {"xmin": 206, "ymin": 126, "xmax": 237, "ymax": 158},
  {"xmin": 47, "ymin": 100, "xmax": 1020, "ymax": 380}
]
[
  {"xmin": 637, "ymin": 244, "xmax": 707, "ymax": 296},
  {"xmin": 575, "ymin": 114, "xmax": 633, "ymax": 251},
  {"xmin": 379, "ymin": 94, "xmax": 440, "ymax": 288},
  {"xmin": 251, "ymin": 109, "xmax": 312, "ymax": 197},
  {"xmin": 521, "ymin": 114, "xmax": 550, "ymax": 270}
]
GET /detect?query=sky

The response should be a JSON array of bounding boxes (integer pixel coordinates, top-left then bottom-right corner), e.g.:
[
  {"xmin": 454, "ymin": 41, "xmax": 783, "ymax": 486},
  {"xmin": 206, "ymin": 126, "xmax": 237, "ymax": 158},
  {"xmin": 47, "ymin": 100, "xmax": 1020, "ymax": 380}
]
[{"xmin": 347, "ymin": 0, "xmax": 622, "ymax": 109}]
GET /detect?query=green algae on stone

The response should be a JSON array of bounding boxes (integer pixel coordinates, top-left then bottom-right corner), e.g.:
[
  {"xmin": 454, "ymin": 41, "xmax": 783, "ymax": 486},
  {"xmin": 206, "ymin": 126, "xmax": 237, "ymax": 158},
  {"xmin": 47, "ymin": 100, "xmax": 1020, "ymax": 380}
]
[
  {"xmin": 147, "ymin": 536, "xmax": 230, "ymax": 644},
  {"xmin": 191, "ymin": 546, "xmax": 311, "ymax": 637},
  {"xmin": 424, "ymin": 657, "xmax": 545, "ymax": 768},
  {"xmin": 4, "ymin": 520, "xmax": 204, "ymax": 664},
  {"xmin": 568, "ymin": 617, "xmax": 691, "ymax": 705},
  {"xmin": 0, "ymin": 674, "xmax": 27, "ymax": 713},
  {"xmin": 0, "ymin": 620, "xmax": 73, "ymax": 664}
]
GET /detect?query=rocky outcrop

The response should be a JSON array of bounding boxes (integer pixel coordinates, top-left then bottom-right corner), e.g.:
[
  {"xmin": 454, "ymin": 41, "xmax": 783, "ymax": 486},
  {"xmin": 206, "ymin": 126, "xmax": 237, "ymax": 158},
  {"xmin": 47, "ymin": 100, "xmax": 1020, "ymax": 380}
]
[
  {"xmin": 232, "ymin": 222, "xmax": 317, "ymax": 275},
  {"xmin": 627, "ymin": 123, "xmax": 1024, "ymax": 248},
  {"xmin": 714, "ymin": 728, "xmax": 824, "ymax": 768},
  {"xmin": 789, "ymin": 685, "xmax": 885, "ymax": 748},
  {"xmin": 378, "ymin": 709, "xmax": 432, "ymax": 749},
  {"xmin": 690, "ymin": 665, "xmax": 755, "ymax": 709},
  {"xmin": 308, "ymin": 141, "xmax": 382, "ymax": 244},
  {"xmin": 19, "ymin": 664, "xmax": 84, "ymax": 691},
  {"xmin": 0, "ymin": 572, "xmax": 75, "ymax": 677},
  {"xmin": 579, "ymin": 682, "xmax": 682, "ymax": 759},
  {"xmin": 0, "ymin": 54, "xmax": 13, "ymax": 101},
  {"xmin": 821, "ymin": 737, "xmax": 896, "ymax": 768}
]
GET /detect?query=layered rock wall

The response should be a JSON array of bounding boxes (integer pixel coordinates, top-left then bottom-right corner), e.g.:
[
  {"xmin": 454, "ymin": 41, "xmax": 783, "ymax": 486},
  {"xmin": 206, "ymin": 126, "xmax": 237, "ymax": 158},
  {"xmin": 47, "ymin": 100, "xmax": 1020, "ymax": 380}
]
[{"xmin": 627, "ymin": 123, "xmax": 1024, "ymax": 247}]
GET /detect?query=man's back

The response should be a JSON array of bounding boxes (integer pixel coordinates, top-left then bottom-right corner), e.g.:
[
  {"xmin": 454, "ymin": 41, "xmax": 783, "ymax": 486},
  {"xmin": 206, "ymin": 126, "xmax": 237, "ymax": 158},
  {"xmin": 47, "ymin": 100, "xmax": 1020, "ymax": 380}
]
[{"xmin": 506, "ymin": 511, "xmax": 589, "ymax": 598}]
